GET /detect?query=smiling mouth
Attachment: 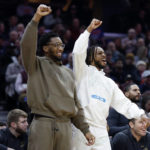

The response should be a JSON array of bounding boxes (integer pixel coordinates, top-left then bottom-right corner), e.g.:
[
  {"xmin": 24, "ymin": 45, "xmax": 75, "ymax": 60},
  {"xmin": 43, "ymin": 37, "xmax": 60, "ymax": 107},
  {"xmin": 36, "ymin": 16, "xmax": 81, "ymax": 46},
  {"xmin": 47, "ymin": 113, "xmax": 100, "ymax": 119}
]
[
  {"xmin": 102, "ymin": 59, "xmax": 106, "ymax": 63},
  {"xmin": 57, "ymin": 52, "xmax": 62, "ymax": 56}
]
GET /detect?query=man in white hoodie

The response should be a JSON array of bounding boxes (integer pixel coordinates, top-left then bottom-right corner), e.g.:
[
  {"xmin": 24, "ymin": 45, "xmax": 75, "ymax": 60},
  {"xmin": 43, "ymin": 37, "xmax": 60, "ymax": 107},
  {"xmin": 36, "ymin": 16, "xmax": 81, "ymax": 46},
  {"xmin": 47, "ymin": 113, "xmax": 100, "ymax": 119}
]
[{"xmin": 72, "ymin": 19, "xmax": 149, "ymax": 150}]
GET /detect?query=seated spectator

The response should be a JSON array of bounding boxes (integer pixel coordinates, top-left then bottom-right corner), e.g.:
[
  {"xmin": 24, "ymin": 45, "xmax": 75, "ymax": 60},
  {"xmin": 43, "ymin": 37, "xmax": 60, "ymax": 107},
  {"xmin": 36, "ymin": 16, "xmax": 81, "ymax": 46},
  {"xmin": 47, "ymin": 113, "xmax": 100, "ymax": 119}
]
[
  {"xmin": 0, "ymin": 109, "xmax": 28, "ymax": 150},
  {"xmin": 112, "ymin": 118, "xmax": 150, "ymax": 150},
  {"xmin": 136, "ymin": 60, "xmax": 147, "ymax": 79},
  {"xmin": 136, "ymin": 38, "xmax": 148, "ymax": 63},
  {"xmin": 141, "ymin": 91, "xmax": 150, "ymax": 114},
  {"xmin": 5, "ymin": 55, "xmax": 24, "ymax": 110},
  {"xmin": 107, "ymin": 83, "xmax": 141, "ymax": 137},
  {"xmin": 140, "ymin": 70, "xmax": 150, "ymax": 93},
  {"xmin": 110, "ymin": 59, "xmax": 125, "ymax": 84},
  {"xmin": 106, "ymin": 41, "xmax": 123, "ymax": 63},
  {"xmin": 15, "ymin": 70, "xmax": 28, "ymax": 112},
  {"xmin": 121, "ymin": 28, "xmax": 137, "ymax": 54},
  {"xmin": 124, "ymin": 53, "xmax": 141, "ymax": 84}
]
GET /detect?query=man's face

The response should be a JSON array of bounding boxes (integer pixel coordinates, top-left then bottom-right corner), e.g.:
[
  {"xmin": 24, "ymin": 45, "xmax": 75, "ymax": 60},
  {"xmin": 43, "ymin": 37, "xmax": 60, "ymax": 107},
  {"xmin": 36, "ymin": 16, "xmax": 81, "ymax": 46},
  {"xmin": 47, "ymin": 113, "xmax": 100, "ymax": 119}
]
[
  {"xmin": 127, "ymin": 85, "xmax": 141, "ymax": 102},
  {"xmin": 93, "ymin": 47, "xmax": 107, "ymax": 70},
  {"xmin": 45, "ymin": 37, "xmax": 64, "ymax": 61},
  {"xmin": 15, "ymin": 117, "xmax": 28, "ymax": 134},
  {"xmin": 130, "ymin": 118, "xmax": 147, "ymax": 137}
]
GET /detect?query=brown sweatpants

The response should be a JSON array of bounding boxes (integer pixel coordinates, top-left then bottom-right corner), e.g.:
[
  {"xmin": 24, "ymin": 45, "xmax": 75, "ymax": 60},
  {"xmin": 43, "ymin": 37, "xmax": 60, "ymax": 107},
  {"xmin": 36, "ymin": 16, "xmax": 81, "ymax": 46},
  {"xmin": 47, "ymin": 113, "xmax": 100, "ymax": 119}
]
[{"xmin": 28, "ymin": 116, "xmax": 72, "ymax": 150}]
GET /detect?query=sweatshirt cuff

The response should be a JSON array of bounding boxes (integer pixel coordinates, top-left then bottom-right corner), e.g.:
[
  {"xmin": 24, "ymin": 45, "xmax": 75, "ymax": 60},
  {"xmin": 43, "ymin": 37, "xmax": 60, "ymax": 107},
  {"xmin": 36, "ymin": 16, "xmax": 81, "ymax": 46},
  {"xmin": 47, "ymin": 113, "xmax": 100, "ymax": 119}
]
[
  {"xmin": 81, "ymin": 127, "xmax": 90, "ymax": 135},
  {"xmin": 30, "ymin": 20, "xmax": 39, "ymax": 27},
  {"xmin": 85, "ymin": 30, "xmax": 91, "ymax": 36}
]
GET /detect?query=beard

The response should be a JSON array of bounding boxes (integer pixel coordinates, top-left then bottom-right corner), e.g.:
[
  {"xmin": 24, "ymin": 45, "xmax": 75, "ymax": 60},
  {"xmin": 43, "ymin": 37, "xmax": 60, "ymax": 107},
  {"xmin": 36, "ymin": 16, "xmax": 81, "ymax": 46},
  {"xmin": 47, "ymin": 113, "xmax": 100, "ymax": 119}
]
[
  {"xmin": 47, "ymin": 50, "xmax": 62, "ymax": 62},
  {"xmin": 94, "ymin": 60, "xmax": 105, "ymax": 70},
  {"xmin": 130, "ymin": 96, "xmax": 140, "ymax": 104},
  {"xmin": 15, "ymin": 126, "xmax": 26, "ymax": 134},
  {"xmin": 51, "ymin": 55, "xmax": 62, "ymax": 62}
]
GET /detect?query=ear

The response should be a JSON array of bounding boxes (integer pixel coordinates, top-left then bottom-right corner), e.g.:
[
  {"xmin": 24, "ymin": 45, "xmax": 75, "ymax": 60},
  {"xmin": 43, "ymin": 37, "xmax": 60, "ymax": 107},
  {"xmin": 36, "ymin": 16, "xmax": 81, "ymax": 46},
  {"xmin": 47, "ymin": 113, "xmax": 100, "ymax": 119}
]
[
  {"xmin": 11, "ymin": 122, "xmax": 17, "ymax": 128},
  {"xmin": 129, "ymin": 121, "xmax": 134, "ymax": 129},
  {"xmin": 43, "ymin": 45, "xmax": 48, "ymax": 53},
  {"xmin": 125, "ymin": 92, "xmax": 129, "ymax": 97}
]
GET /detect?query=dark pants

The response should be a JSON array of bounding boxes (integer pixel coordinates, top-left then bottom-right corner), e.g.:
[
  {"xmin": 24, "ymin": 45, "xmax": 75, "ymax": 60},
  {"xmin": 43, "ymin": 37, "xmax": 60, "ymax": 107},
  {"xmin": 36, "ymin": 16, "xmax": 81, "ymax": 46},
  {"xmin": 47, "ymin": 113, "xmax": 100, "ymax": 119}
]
[{"xmin": 28, "ymin": 115, "xmax": 72, "ymax": 150}]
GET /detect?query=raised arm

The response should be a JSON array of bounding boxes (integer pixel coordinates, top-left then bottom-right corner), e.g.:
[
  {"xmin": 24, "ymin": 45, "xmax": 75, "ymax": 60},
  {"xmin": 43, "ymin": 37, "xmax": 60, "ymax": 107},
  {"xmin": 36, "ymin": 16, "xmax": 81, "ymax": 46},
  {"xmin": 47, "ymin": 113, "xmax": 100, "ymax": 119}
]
[
  {"xmin": 20, "ymin": 4, "xmax": 52, "ymax": 73},
  {"xmin": 72, "ymin": 19, "xmax": 102, "ymax": 82}
]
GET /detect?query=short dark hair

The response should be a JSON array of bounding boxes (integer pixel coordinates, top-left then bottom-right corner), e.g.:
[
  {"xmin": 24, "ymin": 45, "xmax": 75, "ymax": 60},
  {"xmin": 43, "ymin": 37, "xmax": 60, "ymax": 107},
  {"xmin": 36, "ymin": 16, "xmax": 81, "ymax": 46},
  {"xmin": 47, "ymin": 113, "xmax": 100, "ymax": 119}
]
[
  {"xmin": 7, "ymin": 109, "xmax": 27, "ymax": 127},
  {"xmin": 124, "ymin": 83, "xmax": 137, "ymax": 93},
  {"xmin": 39, "ymin": 32, "xmax": 59, "ymax": 51},
  {"xmin": 129, "ymin": 118, "xmax": 136, "ymax": 124}
]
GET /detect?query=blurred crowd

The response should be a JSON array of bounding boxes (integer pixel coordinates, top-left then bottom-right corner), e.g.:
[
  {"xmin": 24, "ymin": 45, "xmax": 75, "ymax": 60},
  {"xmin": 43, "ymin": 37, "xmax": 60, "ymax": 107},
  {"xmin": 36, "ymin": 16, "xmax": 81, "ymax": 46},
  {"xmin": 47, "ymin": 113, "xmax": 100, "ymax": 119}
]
[{"xmin": 0, "ymin": 0, "xmax": 150, "ymax": 150}]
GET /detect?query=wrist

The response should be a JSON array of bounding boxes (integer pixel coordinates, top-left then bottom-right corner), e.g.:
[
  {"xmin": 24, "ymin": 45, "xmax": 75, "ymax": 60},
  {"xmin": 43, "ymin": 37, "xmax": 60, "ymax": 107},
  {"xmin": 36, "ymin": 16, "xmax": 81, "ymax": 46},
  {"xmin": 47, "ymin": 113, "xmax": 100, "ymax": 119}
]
[
  {"xmin": 32, "ymin": 13, "xmax": 42, "ymax": 23},
  {"xmin": 87, "ymin": 26, "xmax": 93, "ymax": 33}
]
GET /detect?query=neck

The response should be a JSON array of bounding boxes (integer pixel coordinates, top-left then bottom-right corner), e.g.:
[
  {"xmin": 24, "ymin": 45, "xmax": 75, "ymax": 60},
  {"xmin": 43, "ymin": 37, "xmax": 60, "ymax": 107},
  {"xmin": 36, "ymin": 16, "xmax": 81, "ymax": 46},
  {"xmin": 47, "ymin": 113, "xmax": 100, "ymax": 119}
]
[
  {"xmin": 91, "ymin": 62, "xmax": 102, "ymax": 71},
  {"xmin": 45, "ymin": 55, "xmax": 62, "ymax": 65},
  {"xmin": 131, "ymin": 129, "xmax": 141, "ymax": 142},
  {"xmin": 9, "ymin": 127, "xmax": 20, "ymax": 137}
]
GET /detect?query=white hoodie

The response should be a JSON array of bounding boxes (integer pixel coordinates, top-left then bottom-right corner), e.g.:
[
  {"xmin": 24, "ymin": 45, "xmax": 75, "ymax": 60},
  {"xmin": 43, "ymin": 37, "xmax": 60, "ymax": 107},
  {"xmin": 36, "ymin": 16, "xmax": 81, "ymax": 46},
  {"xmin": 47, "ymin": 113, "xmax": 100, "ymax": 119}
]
[{"xmin": 73, "ymin": 30, "xmax": 144, "ymax": 136}]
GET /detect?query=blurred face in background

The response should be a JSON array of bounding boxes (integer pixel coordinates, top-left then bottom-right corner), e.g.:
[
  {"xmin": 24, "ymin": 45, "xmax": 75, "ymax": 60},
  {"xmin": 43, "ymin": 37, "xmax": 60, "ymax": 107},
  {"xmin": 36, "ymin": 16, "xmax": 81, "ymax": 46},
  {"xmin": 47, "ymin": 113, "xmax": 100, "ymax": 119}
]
[
  {"xmin": 125, "ymin": 84, "xmax": 141, "ymax": 102},
  {"xmin": 128, "ymin": 29, "xmax": 136, "ymax": 39}
]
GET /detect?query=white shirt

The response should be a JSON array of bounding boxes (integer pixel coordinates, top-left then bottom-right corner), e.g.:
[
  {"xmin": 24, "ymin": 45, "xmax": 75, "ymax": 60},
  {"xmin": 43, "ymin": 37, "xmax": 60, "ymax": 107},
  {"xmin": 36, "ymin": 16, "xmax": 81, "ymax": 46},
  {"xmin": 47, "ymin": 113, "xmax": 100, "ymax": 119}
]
[{"xmin": 73, "ymin": 30, "xmax": 144, "ymax": 136}]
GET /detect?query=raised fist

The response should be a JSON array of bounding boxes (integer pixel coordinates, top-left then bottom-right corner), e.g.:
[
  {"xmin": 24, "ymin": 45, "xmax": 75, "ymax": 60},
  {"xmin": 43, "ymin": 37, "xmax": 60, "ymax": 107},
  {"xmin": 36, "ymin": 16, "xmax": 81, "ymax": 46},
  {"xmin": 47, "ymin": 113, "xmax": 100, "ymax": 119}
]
[
  {"xmin": 87, "ymin": 18, "xmax": 102, "ymax": 33},
  {"xmin": 36, "ymin": 4, "xmax": 52, "ymax": 17}
]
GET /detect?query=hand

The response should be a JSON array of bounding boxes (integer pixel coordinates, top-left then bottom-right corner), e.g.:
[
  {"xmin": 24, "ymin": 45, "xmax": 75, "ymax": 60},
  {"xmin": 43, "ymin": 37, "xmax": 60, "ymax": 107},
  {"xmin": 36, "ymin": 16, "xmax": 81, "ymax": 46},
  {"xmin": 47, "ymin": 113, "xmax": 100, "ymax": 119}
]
[
  {"xmin": 33, "ymin": 4, "xmax": 52, "ymax": 22},
  {"xmin": 87, "ymin": 18, "xmax": 102, "ymax": 33},
  {"xmin": 7, "ymin": 147, "xmax": 15, "ymax": 150},
  {"xmin": 85, "ymin": 132, "xmax": 95, "ymax": 146},
  {"xmin": 36, "ymin": 4, "xmax": 52, "ymax": 16}
]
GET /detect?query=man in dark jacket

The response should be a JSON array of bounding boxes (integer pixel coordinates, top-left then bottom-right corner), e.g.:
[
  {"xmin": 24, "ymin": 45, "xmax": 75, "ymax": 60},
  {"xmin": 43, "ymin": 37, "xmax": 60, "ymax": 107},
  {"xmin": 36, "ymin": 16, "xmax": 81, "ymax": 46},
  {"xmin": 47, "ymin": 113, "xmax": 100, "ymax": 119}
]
[
  {"xmin": 0, "ymin": 109, "xmax": 28, "ymax": 150},
  {"xmin": 112, "ymin": 118, "xmax": 150, "ymax": 150}
]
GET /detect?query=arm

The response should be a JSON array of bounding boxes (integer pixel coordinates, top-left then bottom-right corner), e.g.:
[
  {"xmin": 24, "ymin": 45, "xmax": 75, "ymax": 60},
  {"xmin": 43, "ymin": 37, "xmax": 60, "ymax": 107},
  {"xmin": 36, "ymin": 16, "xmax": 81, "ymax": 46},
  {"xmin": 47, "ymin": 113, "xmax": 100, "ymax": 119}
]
[
  {"xmin": 111, "ymin": 82, "xmax": 144, "ymax": 119},
  {"xmin": 20, "ymin": 4, "xmax": 52, "ymax": 73},
  {"xmin": 15, "ymin": 73, "xmax": 27, "ymax": 94},
  {"xmin": 72, "ymin": 19, "xmax": 102, "ymax": 82},
  {"xmin": 5, "ymin": 65, "xmax": 18, "ymax": 83},
  {"xmin": 71, "ymin": 88, "xmax": 95, "ymax": 146}
]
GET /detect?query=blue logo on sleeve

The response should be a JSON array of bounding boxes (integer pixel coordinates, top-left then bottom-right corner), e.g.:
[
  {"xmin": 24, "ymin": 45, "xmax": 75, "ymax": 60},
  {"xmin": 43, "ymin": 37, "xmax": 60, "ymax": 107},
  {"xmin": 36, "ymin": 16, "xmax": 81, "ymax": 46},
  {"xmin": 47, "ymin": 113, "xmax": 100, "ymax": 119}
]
[{"xmin": 91, "ymin": 95, "xmax": 106, "ymax": 102}]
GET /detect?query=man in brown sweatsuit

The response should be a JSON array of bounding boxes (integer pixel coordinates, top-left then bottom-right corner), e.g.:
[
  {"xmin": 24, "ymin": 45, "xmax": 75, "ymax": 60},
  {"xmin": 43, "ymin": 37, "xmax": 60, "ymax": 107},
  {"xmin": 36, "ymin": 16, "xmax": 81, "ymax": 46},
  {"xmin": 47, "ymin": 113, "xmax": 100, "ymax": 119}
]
[{"xmin": 20, "ymin": 4, "xmax": 95, "ymax": 150}]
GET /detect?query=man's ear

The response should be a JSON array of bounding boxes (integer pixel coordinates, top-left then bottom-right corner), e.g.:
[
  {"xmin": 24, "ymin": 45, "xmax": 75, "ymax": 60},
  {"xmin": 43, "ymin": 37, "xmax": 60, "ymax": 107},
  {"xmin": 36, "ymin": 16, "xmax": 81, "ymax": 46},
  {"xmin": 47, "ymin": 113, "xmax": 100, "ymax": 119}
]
[
  {"xmin": 43, "ymin": 45, "xmax": 48, "ymax": 53},
  {"xmin": 125, "ymin": 92, "xmax": 129, "ymax": 98},
  {"xmin": 11, "ymin": 122, "xmax": 17, "ymax": 129},
  {"xmin": 129, "ymin": 121, "xmax": 134, "ymax": 129}
]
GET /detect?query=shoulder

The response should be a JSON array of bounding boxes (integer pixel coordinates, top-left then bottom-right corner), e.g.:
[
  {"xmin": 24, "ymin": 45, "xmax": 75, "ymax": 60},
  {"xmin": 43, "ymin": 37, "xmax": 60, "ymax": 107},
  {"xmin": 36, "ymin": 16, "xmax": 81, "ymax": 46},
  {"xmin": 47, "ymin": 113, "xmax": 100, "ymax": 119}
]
[
  {"xmin": 113, "ymin": 130, "xmax": 129, "ymax": 142},
  {"xmin": 62, "ymin": 65, "xmax": 74, "ymax": 75}
]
